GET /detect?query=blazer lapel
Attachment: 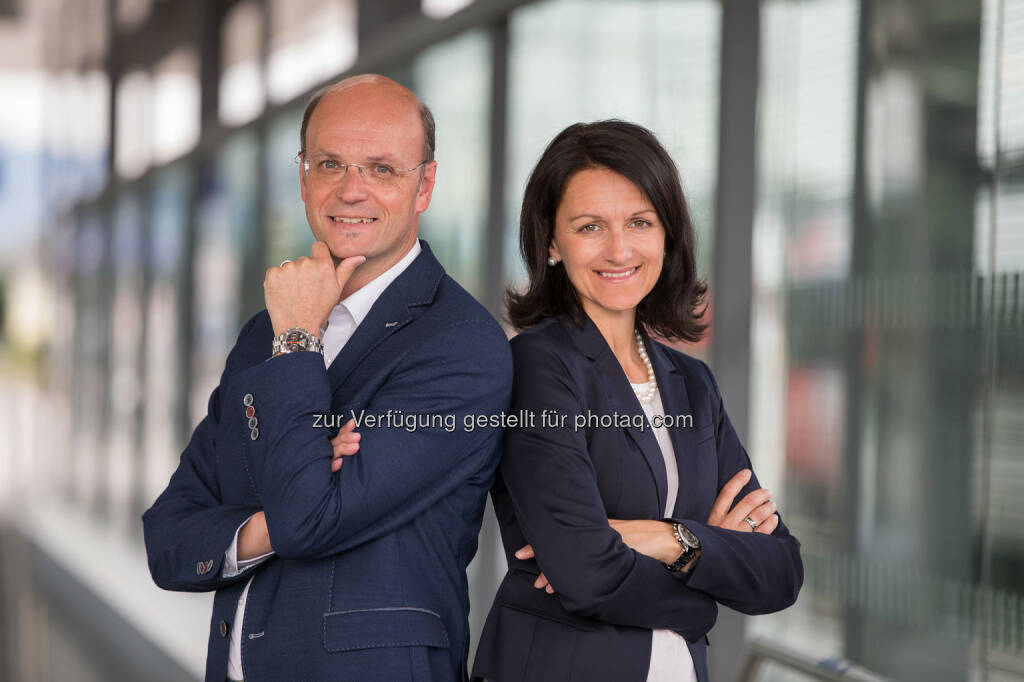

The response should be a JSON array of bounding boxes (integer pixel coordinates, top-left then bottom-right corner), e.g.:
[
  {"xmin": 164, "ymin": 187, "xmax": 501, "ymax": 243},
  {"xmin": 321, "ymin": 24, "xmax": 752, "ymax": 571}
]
[
  {"xmin": 646, "ymin": 339, "xmax": 698, "ymax": 520},
  {"xmin": 327, "ymin": 241, "xmax": 444, "ymax": 394},
  {"xmin": 560, "ymin": 316, "xmax": 668, "ymax": 515}
]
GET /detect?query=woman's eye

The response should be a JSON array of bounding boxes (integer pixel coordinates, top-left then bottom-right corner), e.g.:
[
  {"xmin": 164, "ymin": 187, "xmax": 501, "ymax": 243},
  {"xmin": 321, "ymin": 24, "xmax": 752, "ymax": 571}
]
[
  {"xmin": 631, "ymin": 219, "xmax": 652, "ymax": 228},
  {"xmin": 578, "ymin": 223, "xmax": 600, "ymax": 233}
]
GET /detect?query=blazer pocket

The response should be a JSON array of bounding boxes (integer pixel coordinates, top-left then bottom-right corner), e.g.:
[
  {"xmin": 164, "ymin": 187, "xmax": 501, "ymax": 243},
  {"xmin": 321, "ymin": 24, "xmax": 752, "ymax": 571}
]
[{"xmin": 322, "ymin": 607, "xmax": 450, "ymax": 652}]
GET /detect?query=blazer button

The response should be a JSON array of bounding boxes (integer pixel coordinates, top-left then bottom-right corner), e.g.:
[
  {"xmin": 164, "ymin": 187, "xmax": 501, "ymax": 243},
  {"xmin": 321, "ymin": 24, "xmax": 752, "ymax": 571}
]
[{"xmin": 219, "ymin": 620, "xmax": 229, "ymax": 637}]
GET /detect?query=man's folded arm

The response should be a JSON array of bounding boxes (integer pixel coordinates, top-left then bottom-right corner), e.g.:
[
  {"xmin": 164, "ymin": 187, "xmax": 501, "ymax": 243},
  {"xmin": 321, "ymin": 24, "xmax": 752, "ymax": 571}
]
[
  {"xmin": 142, "ymin": 314, "xmax": 270, "ymax": 592},
  {"xmin": 240, "ymin": 320, "xmax": 513, "ymax": 560},
  {"xmin": 222, "ymin": 515, "xmax": 275, "ymax": 578},
  {"xmin": 142, "ymin": 407, "xmax": 266, "ymax": 591}
]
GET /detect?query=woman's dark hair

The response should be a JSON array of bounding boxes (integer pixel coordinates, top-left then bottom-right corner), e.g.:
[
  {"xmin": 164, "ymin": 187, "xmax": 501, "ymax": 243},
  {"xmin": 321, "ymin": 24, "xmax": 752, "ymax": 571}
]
[{"xmin": 505, "ymin": 120, "xmax": 708, "ymax": 342}]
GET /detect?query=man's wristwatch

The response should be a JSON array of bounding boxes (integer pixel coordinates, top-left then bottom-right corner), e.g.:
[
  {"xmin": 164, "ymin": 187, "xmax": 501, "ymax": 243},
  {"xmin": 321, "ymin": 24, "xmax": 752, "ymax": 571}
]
[
  {"xmin": 663, "ymin": 522, "xmax": 701, "ymax": 574},
  {"xmin": 272, "ymin": 327, "xmax": 324, "ymax": 356}
]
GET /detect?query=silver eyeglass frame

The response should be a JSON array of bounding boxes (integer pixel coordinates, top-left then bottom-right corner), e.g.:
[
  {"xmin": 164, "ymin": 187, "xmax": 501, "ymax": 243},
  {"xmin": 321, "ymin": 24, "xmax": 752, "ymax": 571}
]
[{"xmin": 297, "ymin": 151, "xmax": 428, "ymax": 180}]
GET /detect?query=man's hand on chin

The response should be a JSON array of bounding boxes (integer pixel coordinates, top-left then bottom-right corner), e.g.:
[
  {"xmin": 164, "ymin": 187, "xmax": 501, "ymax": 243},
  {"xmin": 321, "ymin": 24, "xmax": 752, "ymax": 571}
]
[{"xmin": 264, "ymin": 241, "xmax": 365, "ymax": 336}]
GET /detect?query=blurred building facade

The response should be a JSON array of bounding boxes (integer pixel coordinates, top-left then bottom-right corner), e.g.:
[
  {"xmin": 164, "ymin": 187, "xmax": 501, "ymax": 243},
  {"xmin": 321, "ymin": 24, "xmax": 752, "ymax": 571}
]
[{"xmin": 0, "ymin": 0, "xmax": 1021, "ymax": 680}]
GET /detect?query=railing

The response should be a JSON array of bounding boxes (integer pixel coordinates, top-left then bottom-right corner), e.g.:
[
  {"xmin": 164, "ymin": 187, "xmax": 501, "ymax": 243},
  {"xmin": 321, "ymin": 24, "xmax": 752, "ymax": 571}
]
[{"xmin": 737, "ymin": 637, "xmax": 892, "ymax": 682}]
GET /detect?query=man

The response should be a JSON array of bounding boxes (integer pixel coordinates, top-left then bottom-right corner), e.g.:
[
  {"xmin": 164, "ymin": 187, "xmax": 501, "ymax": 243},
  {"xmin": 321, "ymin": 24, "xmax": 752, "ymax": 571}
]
[{"xmin": 143, "ymin": 74, "xmax": 512, "ymax": 682}]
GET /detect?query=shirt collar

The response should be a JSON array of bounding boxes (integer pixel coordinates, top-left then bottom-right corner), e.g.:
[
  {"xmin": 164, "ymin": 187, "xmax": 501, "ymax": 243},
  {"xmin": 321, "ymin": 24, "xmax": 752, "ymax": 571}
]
[{"xmin": 332, "ymin": 240, "xmax": 422, "ymax": 328}]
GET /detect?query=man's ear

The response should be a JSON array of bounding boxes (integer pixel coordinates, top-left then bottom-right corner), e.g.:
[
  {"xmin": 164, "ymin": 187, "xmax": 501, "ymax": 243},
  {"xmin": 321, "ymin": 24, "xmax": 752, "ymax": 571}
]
[
  {"xmin": 415, "ymin": 161, "xmax": 437, "ymax": 214},
  {"xmin": 299, "ymin": 157, "xmax": 308, "ymax": 203}
]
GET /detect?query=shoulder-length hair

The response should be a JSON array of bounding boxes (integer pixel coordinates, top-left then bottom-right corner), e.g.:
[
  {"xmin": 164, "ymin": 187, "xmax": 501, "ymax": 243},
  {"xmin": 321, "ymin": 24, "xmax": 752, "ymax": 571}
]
[{"xmin": 505, "ymin": 120, "xmax": 708, "ymax": 342}]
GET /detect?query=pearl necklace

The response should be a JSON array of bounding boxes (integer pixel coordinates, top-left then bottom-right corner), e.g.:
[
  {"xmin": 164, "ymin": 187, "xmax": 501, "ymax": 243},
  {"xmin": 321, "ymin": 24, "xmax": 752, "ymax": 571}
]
[{"xmin": 632, "ymin": 329, "xmax": 658, "ymax": 403}]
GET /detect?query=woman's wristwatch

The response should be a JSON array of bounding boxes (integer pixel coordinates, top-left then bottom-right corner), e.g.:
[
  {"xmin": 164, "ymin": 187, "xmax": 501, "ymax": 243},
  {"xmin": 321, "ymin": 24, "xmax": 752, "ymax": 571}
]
[
  {"xmin": 272, "ymin": 327, "xmax": 324, "ymax": 356},
  {"xmin": 663, "ymin": 522, "xmax": 701, "ymax": 574}
]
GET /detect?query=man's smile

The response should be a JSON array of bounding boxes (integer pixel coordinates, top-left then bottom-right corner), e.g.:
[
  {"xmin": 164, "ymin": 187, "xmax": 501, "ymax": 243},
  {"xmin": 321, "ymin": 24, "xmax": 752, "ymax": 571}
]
[{"xmin": 330, "ymin": 216, "xmax": 378, "ymax": 224}]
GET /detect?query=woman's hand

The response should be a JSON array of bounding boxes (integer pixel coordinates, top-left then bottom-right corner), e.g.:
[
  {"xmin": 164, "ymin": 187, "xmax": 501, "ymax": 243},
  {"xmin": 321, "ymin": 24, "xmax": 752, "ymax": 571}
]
[
  {"xmin": 707, "ymin": 469, "xmax": 778, "ymax": 534},
  {"xmin": 330, "ymin": 419, "xmax": 361, "ymax": 472},
  {"xmin": 514, "ymin": 545, "xmax": 556, "ymax": 593},
  {"xmin": 518, "ymin": 469, "xmax": 779, "ymax": 594}
]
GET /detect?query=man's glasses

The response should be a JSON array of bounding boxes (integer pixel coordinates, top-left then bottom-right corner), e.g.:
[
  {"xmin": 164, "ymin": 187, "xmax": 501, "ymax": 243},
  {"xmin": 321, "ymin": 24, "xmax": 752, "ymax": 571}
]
[{"xmin": 299, "ymin": 152, "xmax": 428, "ymax": 186}]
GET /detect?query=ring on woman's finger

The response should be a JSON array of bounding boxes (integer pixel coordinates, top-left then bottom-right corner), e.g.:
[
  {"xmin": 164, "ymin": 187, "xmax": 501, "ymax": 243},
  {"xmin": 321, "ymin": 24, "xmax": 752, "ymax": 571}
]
[
  {"xmin": 743, "ymin": 516, "xmax": 759, "ymax": 531},
  {"xmin": 280, "ymin": 259, "xmax": 293, "ymax": 267}
]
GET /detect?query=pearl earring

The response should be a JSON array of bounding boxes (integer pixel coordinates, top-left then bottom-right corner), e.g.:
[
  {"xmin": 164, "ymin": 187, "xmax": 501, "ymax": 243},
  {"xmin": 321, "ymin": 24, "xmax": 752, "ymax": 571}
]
[{"xmin": 547, "ymin": 257, "xmax": 558, "ymax": 266}]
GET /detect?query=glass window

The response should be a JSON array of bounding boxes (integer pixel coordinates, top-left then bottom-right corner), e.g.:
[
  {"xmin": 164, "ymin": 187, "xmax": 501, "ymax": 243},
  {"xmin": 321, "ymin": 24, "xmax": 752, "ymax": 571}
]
[
  {"xmin": 748, "ymin": 0, "xmax": 869, "ymax": 666},
  {"xmin": 48, "ymin": 215, "xmax": 78, "ymax": 494},
  {"xmin": 73, "ymin": 70, "xmax": 111, "ymax": 200},
  {"xmin": 107, "ymin": 191, "xmax": 146, "ymax": 527},
  {"xmin": 152, "ymin": 48, "xmax": 201, "ymax": 165},
  {"xmin": 421, "ymin": 0, "xmax": 475, "ymax": 20},
  {"xmin": 264, "ymin": 106, "xmax": 313, "ymax": 267},
  {"xmin": 0, "ymin": 70, "xmax": 47, "ymax": 256},
  {"xmin": 71, "ymin": 208, "xmax": 110, "ymax": 511},
  {"xmin": 413, "ymin": 29, "xmax": 492, "ymax": 298},
  {"xmin": 749, "ymin": 0, "xmax": 1024, "ymax": 679},
  {"xmin": 975, "ymin": 0, "xmax": 1024, "ymax": 676},
  {"xmin": 38, "ymin": 215, "xmax": 78, "ymax": 502},
  {"xmin": 190, "ymin": 133, "xmax": 259, "ymax": 426},
  {"xmin": 976, "ymin": 0, "xmax": 1024, "ymax": 276},
  {"xmin": 143, "ymin": 164, "xmax": 192, "ymax": 510},
  {"xmin": 266, "ymin": 0, "xmax": 357, "ymax": 104},
  {"xmin": 221, "ymin": 0, "xmax": 265, "ymax": 127},
  {"xmin": 506, "ymin": 0, "xmax": 721, "ymax": 289},
  {"xmin": 46, "ymin": 69, "xmax": 109, "ymax": 208},
  {"xmin": 115, "ymin": 70, "xmax": 153, "ymax": 180}
]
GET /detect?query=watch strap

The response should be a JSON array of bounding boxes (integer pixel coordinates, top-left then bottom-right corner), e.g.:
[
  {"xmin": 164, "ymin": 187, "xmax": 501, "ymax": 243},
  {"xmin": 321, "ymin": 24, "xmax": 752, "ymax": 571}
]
[{"xmin": 664, "ymin": 522, "xmax": 699, "ymax": 574}]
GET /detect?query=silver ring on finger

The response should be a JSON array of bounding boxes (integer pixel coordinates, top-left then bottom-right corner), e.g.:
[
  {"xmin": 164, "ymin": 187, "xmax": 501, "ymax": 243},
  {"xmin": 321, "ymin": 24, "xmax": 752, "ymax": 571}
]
[
  {"xmin": 743, "ymin": 516, "xmax": 759, "ymax": 531},
  {"xmin": 280, "ymin": 259, "xmax": 293, "ymax": 267}
]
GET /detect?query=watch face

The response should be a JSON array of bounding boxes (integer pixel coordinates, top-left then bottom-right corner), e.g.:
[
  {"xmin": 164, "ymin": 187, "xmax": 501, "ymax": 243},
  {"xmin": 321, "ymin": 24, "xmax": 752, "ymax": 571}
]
[
  {"xmin": 285, "ymin": 330, "xmax": 309, "ymax": 349},
  {"xmin": 678, "ymin": 524, "xmax": 700, "ymax": 548}
]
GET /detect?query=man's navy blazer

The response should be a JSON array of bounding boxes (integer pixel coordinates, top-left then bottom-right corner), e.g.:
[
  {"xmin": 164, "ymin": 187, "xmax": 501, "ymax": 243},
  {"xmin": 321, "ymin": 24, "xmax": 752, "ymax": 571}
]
[
  {"xmin": 472, "ymin": 315, "xmax": 803, "ymax": 682},
  {"xmin": 143, "ymin": 242, "xmax": 512, "ymax": 682}
]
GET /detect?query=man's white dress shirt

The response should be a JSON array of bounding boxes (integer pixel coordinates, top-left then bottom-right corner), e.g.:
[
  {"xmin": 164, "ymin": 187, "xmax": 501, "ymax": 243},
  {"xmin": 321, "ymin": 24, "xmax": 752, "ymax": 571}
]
[{"xmin": 221, "ymin": 241, "xmax": 422, "ymax": 680}]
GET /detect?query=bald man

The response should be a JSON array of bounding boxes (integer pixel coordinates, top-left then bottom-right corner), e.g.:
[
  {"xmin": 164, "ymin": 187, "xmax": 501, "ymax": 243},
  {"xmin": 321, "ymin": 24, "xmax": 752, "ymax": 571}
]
[{"xmin": 143, "ymin": 75, "xmax": 512, "ymax": 682}]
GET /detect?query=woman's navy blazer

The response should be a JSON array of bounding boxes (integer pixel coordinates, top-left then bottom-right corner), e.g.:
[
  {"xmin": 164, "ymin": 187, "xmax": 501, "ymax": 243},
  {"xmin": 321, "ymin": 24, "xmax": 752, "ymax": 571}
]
[{"xmin": 473, "ymin": 315, "xmax": 803, "ymax": 682}]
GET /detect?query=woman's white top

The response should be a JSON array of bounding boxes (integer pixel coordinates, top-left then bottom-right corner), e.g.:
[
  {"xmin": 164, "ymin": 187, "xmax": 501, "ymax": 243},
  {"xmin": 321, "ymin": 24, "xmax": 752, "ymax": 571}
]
[{"xmin": 631, "ymin": 380, "xmax": 698, "ymax": 682}]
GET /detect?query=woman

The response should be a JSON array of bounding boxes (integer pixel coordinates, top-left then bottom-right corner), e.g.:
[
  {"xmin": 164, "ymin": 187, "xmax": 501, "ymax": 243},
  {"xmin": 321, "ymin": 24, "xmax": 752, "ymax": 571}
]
[{"xmin": 471, "ymin": 121, "xmax": 803, "ymax": 682}]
